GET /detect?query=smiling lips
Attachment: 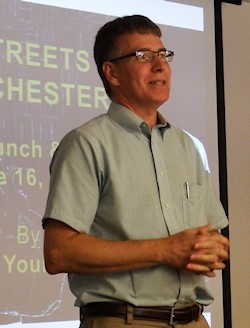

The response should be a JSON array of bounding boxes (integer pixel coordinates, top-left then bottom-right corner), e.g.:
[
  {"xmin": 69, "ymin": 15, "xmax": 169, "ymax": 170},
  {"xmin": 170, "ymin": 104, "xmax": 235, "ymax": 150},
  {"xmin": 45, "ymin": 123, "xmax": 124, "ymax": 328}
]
[{"xmin": 150, "ymin": 80, "xmax": 166, "ymax": 85}]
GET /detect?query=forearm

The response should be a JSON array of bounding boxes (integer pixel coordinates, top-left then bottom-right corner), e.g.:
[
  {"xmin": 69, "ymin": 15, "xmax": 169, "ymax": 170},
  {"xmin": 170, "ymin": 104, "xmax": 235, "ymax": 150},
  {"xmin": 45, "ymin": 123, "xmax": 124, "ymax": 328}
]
[{"xmin": 44, "ymin": 220, "xmax": 162, "ymax": 274}]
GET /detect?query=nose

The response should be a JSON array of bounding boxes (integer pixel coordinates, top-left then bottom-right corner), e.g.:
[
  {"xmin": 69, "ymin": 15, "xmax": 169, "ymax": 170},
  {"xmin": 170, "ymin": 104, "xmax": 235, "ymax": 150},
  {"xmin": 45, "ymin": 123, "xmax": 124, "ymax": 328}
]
[{"xmin": 151, "ymin": 57, "xmax": 169, "ymax": 72}]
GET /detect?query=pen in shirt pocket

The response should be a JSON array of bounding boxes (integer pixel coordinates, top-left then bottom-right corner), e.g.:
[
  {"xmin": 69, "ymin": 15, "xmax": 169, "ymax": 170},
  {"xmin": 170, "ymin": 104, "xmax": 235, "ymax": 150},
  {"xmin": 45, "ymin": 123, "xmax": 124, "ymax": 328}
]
[{"xmin": 185, "ymin": 181, "xmax": 190, "ymax": 199}]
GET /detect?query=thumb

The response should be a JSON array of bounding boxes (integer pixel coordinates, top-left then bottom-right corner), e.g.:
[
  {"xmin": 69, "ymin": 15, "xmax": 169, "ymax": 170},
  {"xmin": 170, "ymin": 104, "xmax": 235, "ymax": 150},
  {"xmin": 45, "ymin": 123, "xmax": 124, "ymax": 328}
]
[{"xmin": 197, "ymin": 224, "xmax": 212, "ymax": 235}]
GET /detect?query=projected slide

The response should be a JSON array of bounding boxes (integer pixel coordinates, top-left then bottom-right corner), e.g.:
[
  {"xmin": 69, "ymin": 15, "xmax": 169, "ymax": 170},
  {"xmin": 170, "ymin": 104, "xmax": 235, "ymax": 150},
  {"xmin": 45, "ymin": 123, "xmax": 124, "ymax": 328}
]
[{"xmin": 0, "ymin": 0, "xmax": 221, "ymax": 327}]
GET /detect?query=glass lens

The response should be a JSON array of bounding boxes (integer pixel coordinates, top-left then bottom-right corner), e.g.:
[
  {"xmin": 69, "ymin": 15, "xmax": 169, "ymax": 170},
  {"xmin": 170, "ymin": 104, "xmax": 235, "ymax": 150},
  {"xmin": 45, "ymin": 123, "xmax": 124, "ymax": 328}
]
[
  {"xmin": 136, "ymin": 50, "xmax": 173, "ymax": 63},
  {"xmin": 158, "ymin": 51, "xmax": 168, "ymax": 62},
  {"xmin": 137, "ymin": 51, "xmax": 153, "ymax": 62}
]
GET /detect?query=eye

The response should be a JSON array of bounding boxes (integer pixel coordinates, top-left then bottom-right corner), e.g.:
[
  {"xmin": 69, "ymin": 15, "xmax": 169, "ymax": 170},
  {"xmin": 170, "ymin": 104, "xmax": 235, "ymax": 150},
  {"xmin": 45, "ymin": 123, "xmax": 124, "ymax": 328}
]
[
  {"xmin": 141, "ymin": 51, "xmax": 151, "ymax": 60},
  {"xmin": 159, "ymin": 51, "xmax": 167, "ymax": 60},
  {"xmin": 137, "ymin": 51, "xmax": 153, "ymax": 62}
]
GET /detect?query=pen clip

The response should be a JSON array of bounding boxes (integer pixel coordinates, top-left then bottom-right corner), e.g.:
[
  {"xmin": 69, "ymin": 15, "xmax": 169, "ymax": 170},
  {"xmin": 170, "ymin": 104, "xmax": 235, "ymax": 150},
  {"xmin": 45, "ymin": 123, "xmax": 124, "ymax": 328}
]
[{"xmin": 185, "ymin": 181, "xmax": 190, "ymax": 199}]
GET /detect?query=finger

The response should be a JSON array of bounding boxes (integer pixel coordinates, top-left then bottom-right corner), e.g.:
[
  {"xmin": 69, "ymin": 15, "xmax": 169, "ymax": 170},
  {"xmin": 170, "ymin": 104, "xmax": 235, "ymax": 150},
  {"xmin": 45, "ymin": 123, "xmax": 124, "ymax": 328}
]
[
  {"xmin": 183, "ymin": 268, "xmax": 216, "ymax": 278},
  {"xmin": 185, "ymin": 262, "xmax": 216, "ymax": 276},
  {"xmin": 197, "ymin": 224, "xmax": 212, "ymax": 236},
  {"xmin": 211, "ymin": 262, "xmax": 226, "ymax": 270},
  {"xmin": 189, "ymin": 252, "xmax": 228, "ymax": 265},
  {"xmin": 208, "ymin": 231, "xmax": 230, "ymax": 248},
  {"xmin": 182, "ymin": 268, "xmax": 216, "ymax": 277},
  {"xmin": 191, "ymin": 247, "xmax": 229, "ymax": 262},
  {"xmin": 203, "ymin": 270, "xmax": 217, "ymax": 278},
  {"xmin": 194, "ymin": 239, "xmax": 229, "ymax": 255}
]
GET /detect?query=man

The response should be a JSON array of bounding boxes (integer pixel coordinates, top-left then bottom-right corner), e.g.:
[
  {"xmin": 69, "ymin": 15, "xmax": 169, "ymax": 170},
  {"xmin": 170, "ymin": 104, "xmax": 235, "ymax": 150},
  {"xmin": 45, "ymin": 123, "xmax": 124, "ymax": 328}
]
[{"xmin": 43, "ymin": 15, "xmax": 229, "ymax": 328}]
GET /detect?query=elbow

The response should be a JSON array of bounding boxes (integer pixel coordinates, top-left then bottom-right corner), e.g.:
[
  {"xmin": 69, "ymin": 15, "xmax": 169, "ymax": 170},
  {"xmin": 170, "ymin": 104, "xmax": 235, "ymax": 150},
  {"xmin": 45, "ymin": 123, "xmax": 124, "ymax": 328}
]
[
  {"xmin": 44, "ymin": 248, "xmax": 63, "ymax": 275},
  {"xmin": 43, "ymin": 219, "xmax": 77, "ymax": 274},
  {"xmin": 45, "ymin": 262, "xmax": 60, "ymax": 275}
]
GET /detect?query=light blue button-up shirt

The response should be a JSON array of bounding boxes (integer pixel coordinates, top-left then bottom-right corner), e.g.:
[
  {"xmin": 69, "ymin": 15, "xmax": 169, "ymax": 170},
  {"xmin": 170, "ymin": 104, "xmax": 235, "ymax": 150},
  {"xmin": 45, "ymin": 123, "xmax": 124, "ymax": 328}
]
[{"xmin": 44, "ymin": 102, "xmax": 228, "ymax": 307}]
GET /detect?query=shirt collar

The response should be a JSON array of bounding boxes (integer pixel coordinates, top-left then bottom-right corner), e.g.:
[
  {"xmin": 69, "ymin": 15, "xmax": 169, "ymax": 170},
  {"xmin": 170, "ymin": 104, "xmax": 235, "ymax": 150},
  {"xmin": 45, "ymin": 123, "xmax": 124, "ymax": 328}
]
[{"xmin": 107, "ymin": 101, "xmax": 170, "ymax": 138}]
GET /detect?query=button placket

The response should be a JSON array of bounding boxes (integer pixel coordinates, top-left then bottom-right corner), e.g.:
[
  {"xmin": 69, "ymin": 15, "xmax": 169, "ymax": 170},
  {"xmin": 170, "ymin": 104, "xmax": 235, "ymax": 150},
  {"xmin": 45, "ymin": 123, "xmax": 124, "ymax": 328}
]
[{"xmin": 150, "ymin": 129, "xmax": 174, "ymax": 229}]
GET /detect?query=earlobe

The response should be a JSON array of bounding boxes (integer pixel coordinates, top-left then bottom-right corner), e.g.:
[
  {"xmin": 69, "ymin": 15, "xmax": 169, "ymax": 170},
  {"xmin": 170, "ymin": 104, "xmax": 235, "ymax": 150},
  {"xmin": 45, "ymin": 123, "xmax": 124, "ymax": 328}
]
[{"xmin": 102, "ymin": 62, "xmax": 120, "ymax": 86}]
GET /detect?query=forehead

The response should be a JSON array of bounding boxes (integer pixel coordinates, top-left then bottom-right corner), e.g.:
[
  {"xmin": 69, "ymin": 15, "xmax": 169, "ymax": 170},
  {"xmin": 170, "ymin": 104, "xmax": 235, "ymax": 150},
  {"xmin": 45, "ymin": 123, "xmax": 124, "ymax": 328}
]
[{"xmin": 116, "ymin": 32, "xmax": 165, "ymax": 52}]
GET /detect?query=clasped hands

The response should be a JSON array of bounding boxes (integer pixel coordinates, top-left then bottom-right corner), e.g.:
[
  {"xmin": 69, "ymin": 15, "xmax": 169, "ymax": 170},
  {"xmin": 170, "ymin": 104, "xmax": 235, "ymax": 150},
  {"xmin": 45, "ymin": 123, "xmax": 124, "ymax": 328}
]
[{"xmin": 166, "ymin": 224, "xmax": 229, "ymax": 277}]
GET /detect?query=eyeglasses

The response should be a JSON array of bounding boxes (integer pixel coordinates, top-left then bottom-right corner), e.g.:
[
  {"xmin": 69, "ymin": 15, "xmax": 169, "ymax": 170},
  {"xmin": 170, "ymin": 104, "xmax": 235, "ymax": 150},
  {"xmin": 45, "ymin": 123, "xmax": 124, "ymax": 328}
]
[{"xmin": 108, "ymin": 49, "xmax": 174, "ymax": 63}]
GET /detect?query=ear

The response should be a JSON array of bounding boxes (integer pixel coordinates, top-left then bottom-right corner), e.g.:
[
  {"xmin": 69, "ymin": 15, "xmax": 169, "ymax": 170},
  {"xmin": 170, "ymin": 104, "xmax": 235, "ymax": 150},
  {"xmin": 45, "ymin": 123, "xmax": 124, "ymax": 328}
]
[{"xmin": 102, "ymin": 61, "xmax": 120, "ymax": 87}]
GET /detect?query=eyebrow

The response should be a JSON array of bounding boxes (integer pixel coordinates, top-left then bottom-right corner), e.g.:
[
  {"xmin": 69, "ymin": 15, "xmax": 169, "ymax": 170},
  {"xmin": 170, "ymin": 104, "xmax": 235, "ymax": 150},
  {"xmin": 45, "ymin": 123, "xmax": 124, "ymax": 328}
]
[{"xmin": 136, "ymin": 47, "xmax": 167, "ymax": 52}]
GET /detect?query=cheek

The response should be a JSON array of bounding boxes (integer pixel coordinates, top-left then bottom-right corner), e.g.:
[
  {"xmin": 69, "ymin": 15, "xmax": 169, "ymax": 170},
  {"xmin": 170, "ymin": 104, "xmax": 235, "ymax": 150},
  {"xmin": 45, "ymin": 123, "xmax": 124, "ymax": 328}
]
[
  {"xmin": 123, "ymin": 73, "xmax": 144, "ymax": 90},
  {"xmin": 116, "ymin": 69, "xmax": 138, "ymax": 88}
]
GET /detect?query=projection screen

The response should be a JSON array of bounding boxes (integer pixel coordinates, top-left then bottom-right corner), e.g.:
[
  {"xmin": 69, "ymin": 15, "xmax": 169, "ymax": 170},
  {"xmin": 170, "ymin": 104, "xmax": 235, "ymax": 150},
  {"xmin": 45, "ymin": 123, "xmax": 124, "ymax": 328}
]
[{"xmin": 0, "ymin": 0, "xmax": 225, "ymax": 327}]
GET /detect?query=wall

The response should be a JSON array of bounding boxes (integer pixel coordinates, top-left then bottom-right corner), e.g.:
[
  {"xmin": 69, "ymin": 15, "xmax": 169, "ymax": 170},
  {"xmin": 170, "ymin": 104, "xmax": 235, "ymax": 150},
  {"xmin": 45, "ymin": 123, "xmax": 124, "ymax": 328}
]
[{"xmin": 222, "ymin": 1, "xmax": 250, "ymax": 327}]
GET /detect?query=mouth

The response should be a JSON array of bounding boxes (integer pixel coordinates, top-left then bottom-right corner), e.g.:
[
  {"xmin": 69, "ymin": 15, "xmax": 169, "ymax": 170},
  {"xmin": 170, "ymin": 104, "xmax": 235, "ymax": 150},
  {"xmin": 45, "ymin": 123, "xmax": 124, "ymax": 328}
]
[{"xmin": 149, "ymin": 80, "xmax": 166, "ymax": 86}]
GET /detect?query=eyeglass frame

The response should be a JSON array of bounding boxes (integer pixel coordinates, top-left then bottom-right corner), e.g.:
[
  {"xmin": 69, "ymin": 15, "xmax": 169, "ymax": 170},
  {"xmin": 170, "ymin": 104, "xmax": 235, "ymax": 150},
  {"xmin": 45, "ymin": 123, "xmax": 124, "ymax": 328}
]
[{"xmin": 108, "ymin": 49, "xmax": 174, "ymax": 63}]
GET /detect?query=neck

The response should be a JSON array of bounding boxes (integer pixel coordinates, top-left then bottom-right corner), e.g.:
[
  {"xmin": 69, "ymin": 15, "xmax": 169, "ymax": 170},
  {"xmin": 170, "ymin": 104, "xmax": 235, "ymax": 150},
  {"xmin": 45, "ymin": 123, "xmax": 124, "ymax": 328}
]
[{"xmin": 113, "ymin": 99, "xmax": 158, "ymax": 128}]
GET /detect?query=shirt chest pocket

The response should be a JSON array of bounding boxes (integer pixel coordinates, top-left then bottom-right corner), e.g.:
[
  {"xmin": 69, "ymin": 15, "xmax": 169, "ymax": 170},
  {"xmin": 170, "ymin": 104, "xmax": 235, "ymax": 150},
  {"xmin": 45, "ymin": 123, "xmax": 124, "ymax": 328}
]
[{"xmin": 182, "ymin": 183, "xmax": 207, "ymax": 229}]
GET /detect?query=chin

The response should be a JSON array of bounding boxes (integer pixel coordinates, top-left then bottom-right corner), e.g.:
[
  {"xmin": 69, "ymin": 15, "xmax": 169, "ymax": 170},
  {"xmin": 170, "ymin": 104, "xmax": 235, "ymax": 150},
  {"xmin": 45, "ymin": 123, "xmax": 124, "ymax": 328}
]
[{"xmin": 154, "ymin": 95, "xmax": 169, "ymax": 107}]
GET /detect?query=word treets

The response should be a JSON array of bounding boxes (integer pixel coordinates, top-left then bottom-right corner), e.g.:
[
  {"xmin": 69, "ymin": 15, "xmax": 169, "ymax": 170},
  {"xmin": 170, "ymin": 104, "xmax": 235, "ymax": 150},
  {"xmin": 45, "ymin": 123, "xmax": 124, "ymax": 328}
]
[{"xmin": 0, "ymin": 38, "xmax": 90, "ymax": 72}]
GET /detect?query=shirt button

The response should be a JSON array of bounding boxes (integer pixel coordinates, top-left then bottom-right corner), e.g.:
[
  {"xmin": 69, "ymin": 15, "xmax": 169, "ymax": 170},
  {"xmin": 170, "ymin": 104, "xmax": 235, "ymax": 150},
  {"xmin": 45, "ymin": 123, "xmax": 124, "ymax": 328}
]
[
  {"xmin": 160, "ymin": 171, "xmax": 164, "ymax": 176},
  {"xmin": 165, "ymin": 203, "xmax": 170, "ymax": 208}
]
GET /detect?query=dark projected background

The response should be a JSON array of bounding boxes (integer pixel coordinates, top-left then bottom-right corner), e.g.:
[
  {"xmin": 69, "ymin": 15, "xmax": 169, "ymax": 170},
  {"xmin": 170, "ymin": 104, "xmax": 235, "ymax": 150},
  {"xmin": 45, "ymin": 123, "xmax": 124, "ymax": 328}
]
[{"xmin": 0, "ymin": 0, "xmax": 223, "ymax": 327}]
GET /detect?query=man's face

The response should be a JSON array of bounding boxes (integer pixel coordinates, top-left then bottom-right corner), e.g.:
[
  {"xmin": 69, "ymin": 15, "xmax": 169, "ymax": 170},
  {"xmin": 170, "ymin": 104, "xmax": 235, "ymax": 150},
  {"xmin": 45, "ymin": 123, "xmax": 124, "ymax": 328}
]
[{"xmin": 104, "ymin": 32, "xmax": 171, "ymax": 113}]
